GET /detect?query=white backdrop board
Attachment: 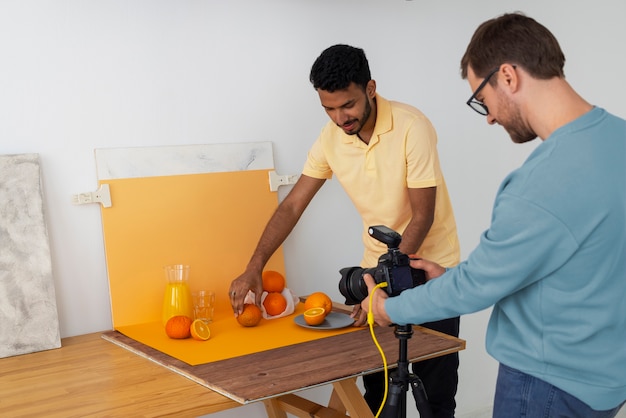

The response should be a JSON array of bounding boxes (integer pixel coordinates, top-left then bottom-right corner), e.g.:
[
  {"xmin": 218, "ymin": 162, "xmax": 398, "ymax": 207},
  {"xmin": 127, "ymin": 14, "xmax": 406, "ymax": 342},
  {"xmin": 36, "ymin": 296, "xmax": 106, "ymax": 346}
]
[{"xmin": 0, "ymin": 154, "xmax": 60, "ymax": 358}]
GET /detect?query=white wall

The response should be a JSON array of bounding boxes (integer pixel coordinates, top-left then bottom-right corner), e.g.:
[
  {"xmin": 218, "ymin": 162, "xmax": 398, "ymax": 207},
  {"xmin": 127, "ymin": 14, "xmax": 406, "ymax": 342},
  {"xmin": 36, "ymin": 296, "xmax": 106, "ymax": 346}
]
[{"xmin": 1, "ymin": 1, "xmax": 624, "ymax": 417}]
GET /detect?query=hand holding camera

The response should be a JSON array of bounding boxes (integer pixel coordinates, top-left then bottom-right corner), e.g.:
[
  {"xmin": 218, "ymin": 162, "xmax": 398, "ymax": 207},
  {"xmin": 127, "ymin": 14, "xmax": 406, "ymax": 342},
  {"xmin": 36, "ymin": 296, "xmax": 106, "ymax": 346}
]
[
  {"xmin": 360, "ymin": 273, "xmax": 393, "ymax": 326},
  {"xmin": 338, "ymin": 225, "xmax": 426, "ymax": 306}
]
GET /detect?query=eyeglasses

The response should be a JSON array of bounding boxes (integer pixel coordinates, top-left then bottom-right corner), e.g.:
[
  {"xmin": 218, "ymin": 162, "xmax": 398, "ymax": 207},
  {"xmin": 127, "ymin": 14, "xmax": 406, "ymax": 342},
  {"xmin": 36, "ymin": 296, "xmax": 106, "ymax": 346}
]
[{"xmin": 466, "ymin": 67, "xmax": 500, "ymax": 116}]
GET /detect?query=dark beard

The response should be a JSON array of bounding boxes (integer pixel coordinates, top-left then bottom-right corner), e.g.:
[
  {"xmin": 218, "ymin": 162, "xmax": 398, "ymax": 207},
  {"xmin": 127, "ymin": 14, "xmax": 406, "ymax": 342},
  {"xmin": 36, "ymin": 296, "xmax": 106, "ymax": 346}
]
[
  {"xmin": 501, "ymin": 95, "xmax": 537, "ymax": 144},
  {"xmin": 340, "ymin": 98, "xmax": 372, "ymax": 136},
  {"xmin": 507, "ymin": 124, "xmax": 537, "ymax": 144}
]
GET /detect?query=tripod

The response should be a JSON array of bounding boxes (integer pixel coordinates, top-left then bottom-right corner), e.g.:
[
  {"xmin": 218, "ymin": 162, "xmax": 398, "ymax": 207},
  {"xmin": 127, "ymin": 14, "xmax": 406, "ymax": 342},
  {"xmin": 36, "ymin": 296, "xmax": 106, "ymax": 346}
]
[{"xmin": 381, "ymin": 324, "xmax": 433, "ymax": 418}]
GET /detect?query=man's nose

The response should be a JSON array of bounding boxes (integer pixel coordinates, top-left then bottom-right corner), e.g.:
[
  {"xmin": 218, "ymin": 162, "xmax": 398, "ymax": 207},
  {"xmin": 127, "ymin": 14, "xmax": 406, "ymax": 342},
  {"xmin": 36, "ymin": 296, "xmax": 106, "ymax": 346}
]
[{"xmin": 331, "ymin": 109, "xmax": 348, "ymax": 124}]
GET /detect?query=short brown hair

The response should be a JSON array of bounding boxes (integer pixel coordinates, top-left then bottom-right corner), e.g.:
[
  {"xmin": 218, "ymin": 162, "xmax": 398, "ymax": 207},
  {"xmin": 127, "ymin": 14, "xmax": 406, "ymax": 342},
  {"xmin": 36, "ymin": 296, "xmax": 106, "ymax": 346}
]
[{"xmin": 461, "ymin": 12, "xmax": 565, "ymax": 80}]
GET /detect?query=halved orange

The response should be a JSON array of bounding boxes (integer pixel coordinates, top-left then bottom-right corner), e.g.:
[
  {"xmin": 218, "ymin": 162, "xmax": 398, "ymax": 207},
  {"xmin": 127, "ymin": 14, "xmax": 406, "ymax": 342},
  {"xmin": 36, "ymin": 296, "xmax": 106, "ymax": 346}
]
[
  {"xmin": 304, "ymin": 292, "xmax": 333, "ymax": 318},
  {"xmin": 190, "ymin": 319, "xmax": 211, "ymax": 341},
  {"xmin": 303, "ymin": 307, "xmax": 326, "ymax": 326}
]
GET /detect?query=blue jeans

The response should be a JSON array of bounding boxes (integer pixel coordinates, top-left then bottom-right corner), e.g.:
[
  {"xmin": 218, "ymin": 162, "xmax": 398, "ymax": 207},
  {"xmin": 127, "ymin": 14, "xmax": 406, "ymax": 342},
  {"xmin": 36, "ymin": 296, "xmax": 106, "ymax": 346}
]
[{"xmin": 494, "ymin": 363, "xmax": 625, "ymax": 418}]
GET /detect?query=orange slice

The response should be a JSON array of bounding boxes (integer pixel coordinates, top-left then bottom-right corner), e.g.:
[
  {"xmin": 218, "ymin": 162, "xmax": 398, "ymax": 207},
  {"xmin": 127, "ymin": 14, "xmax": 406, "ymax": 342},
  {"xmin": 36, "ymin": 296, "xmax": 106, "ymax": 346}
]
[{"xmin": 190, "ymin": 319, "xmax": 211, "ymax": 341}]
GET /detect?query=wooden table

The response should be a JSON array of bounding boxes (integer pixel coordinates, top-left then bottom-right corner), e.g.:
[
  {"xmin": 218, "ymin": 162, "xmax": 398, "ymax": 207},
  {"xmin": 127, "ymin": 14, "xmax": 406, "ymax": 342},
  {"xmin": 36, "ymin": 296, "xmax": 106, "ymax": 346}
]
[
  {"xmin": 0, "ymin": 333, "xmax": 237, "ymax": 417},
  {"xmin": 0, "ymin": 325, "xmax": 464, "ymax": 418}
]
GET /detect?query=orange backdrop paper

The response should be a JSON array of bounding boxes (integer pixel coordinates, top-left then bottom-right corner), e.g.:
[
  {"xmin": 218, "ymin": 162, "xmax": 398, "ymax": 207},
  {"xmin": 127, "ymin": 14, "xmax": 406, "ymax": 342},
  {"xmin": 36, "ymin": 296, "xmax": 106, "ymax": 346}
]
[
  {"xmin": 115, "ymin": 303, "xmax": 361, "ymax": 366},
  {"xmin": 100, "ymin": 170, "xmax": 285, "ymax": 328}
]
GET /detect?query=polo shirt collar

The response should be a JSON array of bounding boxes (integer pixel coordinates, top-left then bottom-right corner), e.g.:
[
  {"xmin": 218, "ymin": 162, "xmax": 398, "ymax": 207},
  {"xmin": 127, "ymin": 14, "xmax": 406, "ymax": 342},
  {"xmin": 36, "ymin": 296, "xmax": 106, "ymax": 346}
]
[
  {"xmin": 341, "ymin": 94, "xmax": 392, "ymax": 146},
  {"xmin": 369, "ymin": 94, "xmax": 392, "ymax": 147}
]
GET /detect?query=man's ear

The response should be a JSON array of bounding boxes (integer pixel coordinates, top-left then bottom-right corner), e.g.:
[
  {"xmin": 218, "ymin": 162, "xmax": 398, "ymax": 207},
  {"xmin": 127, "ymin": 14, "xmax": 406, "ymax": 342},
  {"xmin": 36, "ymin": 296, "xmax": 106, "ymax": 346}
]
[
  {"xmin": 366, "ymin": 79, "xmax": 377, "ymax": 98},
  {"xmin": 501, "ymin": 64, "xmax": 519, "ymax": 92}
]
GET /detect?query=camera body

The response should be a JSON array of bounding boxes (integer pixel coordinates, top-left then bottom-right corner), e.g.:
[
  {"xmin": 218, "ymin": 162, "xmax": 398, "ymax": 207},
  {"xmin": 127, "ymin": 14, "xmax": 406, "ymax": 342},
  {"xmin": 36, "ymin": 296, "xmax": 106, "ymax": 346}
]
[{"xmin": 338, "ymin": 225, "xmax": 426, "ymax": 305}]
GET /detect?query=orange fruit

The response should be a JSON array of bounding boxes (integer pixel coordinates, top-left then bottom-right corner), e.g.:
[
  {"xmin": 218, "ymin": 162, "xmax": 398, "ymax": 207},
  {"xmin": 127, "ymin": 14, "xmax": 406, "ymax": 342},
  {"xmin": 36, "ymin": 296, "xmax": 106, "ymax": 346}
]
[
  {"xmin": 190, "ymin": 319, "xmax": 211, "ymax": 341},
  {"xmin": 237, "ymin": 303, "xmax": 262, "ymax": 327},
  {"xmin": 304, "ymin": 292, "xmax": 333, "ymax": 317},
  {"xmin": 165, "ymin": 315, "xmax": 192, "ymax": 339},
  {"xmin": 263, "ymin": 292, "xmax": 287, "ymax": 316},
  {"xmin": 303, "ymin": 307, "xmax": 326, "ymax": 326},
  {"xmin": 262, "ymin": 270, "xmax": 286, "ymax": 293}
]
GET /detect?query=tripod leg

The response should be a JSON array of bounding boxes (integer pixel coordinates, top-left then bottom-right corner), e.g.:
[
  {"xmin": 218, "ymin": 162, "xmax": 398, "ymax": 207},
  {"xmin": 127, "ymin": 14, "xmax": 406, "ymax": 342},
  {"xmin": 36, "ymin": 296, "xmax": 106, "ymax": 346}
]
[
  {"xmin": 385, "ymin": 324, "xmax": 435, "ymax": 418},
  {"xmin": 381, "ymin": 376, "xmax": 403, "ymax": 418},
  {"xmin": 409, "ymin": 375, "xmax": 433, "ymax": 418}
]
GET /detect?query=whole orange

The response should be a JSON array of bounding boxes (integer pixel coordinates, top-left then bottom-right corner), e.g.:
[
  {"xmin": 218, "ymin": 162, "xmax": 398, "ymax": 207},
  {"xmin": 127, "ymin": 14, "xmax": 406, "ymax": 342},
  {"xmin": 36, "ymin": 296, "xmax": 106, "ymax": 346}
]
[
  {"xmin": 304, "ymin": 292, "xmax": 332, "ymax": 317},
  {"xmin": 237, "ymin": 303, "xmax": 263, "ymax": 327},
  {"xmin": 262, "ymin": 270, "xmax": 286, "ymax": 293},
  {"xmin": 165, "ymin": 315, "xmax": 192, "ymax": 339},
  {"xmin": 263, "ymin": 292, "xmax": 287, "ymax": 316}
]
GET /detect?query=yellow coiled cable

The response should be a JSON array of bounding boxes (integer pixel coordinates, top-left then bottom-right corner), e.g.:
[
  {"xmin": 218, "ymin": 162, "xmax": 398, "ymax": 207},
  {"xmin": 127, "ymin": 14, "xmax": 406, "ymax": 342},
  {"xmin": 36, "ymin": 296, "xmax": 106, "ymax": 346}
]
[{"xmin": 367, "ymin": 282, "xmax": 388, "ymax": 418}]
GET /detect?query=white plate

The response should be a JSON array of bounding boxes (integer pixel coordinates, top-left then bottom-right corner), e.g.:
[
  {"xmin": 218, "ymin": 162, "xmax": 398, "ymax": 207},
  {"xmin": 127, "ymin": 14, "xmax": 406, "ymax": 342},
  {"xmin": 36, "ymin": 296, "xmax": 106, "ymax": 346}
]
[{"xmin": 294, "ymin": 312, "xmax": 355, "ymax": 330}]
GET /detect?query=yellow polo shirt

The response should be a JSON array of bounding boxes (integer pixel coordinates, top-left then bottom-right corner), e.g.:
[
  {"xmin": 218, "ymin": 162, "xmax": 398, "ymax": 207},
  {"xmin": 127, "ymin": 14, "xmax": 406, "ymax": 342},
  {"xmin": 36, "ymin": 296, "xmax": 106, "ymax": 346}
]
[{"xmin": 303, "ymin": 94, "xmax": 460, "ymax": 268}]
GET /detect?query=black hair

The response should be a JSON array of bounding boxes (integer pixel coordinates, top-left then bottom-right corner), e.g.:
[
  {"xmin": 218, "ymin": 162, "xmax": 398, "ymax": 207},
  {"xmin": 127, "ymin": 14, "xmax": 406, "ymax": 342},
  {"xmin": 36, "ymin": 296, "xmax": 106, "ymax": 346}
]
[{"xmin": 309, "ymin": 44, "xmax": 372, "ymax": 92}]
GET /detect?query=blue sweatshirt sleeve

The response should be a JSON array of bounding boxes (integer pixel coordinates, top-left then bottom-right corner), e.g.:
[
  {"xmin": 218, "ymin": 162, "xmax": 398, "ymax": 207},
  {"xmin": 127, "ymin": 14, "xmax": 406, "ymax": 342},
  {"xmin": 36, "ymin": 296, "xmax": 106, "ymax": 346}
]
[{"xmin": 385, "ymin": 192, "xmax": 579, "ymax": 325}]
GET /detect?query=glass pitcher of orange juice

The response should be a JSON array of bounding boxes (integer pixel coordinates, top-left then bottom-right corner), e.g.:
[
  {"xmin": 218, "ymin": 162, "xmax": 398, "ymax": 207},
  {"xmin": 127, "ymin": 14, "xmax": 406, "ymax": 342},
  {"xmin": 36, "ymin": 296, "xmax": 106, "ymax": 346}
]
[{"xmin": 162, "ymin": 264, "xmax": 193, "ymax": 325}]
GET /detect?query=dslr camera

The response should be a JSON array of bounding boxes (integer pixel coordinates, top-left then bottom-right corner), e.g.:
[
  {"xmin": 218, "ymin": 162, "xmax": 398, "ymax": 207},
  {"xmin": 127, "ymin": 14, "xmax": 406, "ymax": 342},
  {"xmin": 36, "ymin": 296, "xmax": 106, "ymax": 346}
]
[{"xmin": 338, "ymin": 225, "xmax": 426, "ymax": 305}]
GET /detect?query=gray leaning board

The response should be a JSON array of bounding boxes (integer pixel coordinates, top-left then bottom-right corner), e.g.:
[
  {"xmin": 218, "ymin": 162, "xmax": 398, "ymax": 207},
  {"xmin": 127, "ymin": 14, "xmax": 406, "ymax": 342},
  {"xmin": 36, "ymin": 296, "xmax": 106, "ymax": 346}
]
[{"xmin": 0, "ymin": 153, "xmax": 60, "ymax": 358}]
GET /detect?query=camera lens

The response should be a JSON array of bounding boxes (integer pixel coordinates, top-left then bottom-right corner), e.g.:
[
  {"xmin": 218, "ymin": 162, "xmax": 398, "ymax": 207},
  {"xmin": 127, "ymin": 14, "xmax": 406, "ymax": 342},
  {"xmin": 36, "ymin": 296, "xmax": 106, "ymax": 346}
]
[{"xmin": 338, "ymin": 266, "xmax": 372, "ymax": 305}]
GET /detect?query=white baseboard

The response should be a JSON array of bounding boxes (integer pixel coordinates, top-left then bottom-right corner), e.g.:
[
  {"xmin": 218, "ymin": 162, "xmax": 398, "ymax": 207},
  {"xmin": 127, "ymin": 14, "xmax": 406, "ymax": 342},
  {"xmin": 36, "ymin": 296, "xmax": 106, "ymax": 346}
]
[{"xmin": 456, "ymin": 406, "xmax": 492, "ymax": 418}]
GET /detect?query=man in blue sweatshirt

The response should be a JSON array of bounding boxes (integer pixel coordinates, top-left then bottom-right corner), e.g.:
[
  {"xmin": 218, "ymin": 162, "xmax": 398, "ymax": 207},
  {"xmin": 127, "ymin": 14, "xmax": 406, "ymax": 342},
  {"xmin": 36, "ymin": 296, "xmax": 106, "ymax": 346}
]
[{"xmin": 362, "ymin": 12, "xmax": 626, "ymax": 418}]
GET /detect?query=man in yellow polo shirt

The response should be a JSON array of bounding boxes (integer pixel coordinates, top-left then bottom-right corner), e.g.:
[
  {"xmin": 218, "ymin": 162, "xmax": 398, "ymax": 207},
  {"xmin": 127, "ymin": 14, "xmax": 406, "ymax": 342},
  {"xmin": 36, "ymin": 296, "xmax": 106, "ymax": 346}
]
[{"xmin": 230, "ymin": 44, "xmax": 460, "ymax": 417}]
